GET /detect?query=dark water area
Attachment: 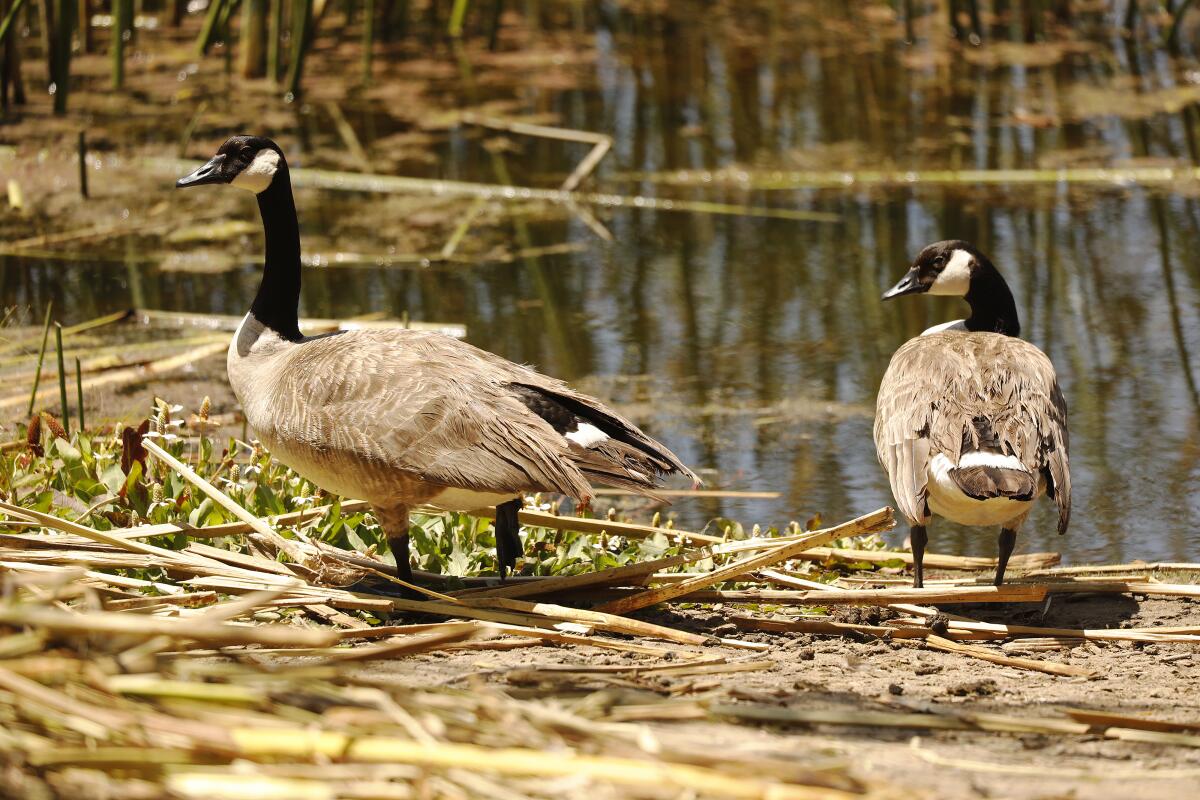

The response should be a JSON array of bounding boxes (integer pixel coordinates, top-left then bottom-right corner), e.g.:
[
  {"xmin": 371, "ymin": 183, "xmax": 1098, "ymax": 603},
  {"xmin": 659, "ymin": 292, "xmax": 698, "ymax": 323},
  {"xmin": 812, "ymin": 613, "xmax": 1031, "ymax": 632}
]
[{"xmin": 4, "ymin": 4, "xmax": 1200, "ymax": 563}]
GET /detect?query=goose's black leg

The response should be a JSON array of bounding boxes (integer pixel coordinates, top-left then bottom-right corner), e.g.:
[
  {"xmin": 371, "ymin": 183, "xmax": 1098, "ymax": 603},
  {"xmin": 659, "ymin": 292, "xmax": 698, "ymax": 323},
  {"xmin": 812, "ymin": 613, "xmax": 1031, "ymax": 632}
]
[
  {"xmin": 390, "ymin": 531, "xmax": 414, "ymax": 584},
  {"xmin": 995, "ymin": 527, "xmax": 1017, "ymax": 586},
  {"xmin": 376, "ymin": 506, "xmax": 414, "ymax": 583},
  {"xmin": 371, "ymin": 505, "xmax": 421, "ymax": 600},
  {"xmin": 910, "ymin": 524, "xmax": 928, "ymax": 589},
  {"xmin": 494, "ymin": 499, "xmax": 523, "ymax": 580}
]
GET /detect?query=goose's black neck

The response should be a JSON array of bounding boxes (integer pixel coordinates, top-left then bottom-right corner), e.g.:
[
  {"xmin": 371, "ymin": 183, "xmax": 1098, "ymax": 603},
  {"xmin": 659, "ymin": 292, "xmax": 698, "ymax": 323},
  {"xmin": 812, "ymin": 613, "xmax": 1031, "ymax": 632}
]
[
  {"xmin": 963, "ymin": 257, "xmax": 1020, "ymax": 337},
  {"xmin": 249, "ymin": 166, "xmax": 303, "ymax": 341}
]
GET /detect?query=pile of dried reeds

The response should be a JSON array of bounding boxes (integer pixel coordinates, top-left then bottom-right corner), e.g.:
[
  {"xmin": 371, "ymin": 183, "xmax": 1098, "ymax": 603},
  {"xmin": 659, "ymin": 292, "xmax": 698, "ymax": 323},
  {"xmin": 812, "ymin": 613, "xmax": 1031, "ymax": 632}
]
[{"xmin": 4, "ymin": 392, "xmax": 1200, "ymax": 796}]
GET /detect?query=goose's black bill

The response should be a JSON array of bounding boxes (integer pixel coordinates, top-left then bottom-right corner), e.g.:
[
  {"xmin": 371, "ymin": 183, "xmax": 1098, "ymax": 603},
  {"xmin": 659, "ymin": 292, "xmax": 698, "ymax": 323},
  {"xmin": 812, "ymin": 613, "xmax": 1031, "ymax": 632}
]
[
  {"xmin": 882, "ymin": 267, "xmax": 925, "ymax": 300},
  {"xmin": 176, "ymin": 154, "xmax": 230, "ymax": 188}
]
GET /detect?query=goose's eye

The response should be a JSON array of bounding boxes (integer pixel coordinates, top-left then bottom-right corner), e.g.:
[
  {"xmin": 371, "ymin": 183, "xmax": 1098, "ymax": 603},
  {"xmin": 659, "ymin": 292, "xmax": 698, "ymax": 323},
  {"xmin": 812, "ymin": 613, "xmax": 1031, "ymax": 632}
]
[{"xmin": 932, "ymin": 256, "xmax": 946, "ymax": 269}]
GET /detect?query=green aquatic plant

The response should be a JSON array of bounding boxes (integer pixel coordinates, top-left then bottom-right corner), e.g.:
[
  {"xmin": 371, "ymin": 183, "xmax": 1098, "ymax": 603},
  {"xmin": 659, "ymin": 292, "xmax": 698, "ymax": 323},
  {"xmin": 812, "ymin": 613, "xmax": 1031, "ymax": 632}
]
[{"xmin": 2, "ymin": 397, "xmax": 696, "ymax": 582}]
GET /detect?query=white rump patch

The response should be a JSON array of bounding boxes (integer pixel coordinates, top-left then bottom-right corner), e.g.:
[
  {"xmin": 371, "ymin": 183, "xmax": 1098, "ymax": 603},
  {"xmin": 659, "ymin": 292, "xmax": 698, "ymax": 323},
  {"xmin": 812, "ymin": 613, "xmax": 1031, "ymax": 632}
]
[
  {"xmin": 564, "ymin": 423, "xmax": 608, "ymax": 448},
  {"xmin": 926, "ymin": 453, "xmax": 1036, "ymax": 527},
  {"xmin": 957, "ymin": 450, "xmax": 1027, "ymax": 471},
  {"xmin": 232, "ymin": 149, "xmax": 281, "ymax": 193},
  {"xmin": 928, "ymin": 248, "xmax": 972, "ymax": 297},
  {"xmin": 921, "ymin": 319, "xmax": 967, "ymax": 336}
]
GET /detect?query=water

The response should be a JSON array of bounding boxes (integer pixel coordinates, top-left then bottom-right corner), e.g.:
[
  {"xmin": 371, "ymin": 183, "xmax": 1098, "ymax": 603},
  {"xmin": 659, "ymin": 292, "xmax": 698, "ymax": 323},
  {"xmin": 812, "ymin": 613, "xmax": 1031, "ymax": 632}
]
[{"xmin": 4, "ymin": 3, "xmax": 1200, "ymax": 563}]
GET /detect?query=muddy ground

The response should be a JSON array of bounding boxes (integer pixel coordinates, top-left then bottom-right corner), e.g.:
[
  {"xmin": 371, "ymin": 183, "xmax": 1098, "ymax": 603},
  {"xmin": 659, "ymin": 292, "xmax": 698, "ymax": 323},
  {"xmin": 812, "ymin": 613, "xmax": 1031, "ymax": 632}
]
[{"xmin": 344, "ymin": 592, "xmax": 1200, "ymax": 800}]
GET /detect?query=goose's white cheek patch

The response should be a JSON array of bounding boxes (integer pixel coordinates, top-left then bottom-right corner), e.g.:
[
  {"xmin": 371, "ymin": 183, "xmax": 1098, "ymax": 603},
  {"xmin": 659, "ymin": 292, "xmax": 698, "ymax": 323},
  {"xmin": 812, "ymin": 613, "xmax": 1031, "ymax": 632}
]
[
  {"xmin": 928, "ymin": 249, "xmax": 972, "ymax": 296},
  {"xmin": 232, "ymin": 149, "xmax": 280, "ymax": 193}
]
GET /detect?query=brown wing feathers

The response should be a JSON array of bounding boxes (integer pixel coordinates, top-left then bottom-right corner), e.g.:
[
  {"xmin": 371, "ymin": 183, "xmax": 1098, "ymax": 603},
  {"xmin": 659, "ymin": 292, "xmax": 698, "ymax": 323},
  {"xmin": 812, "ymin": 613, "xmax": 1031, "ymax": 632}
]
[
  {"xmin": 875, "ymin": 332, "xmax": 1071, "ymax": 530},
  {"xmin": 950, "ymin": 464, "xmax": 1036, "ymax": 501},
  {"xmin": 509, "ymin": 382, "xmax": 699, "ymax": 494}
]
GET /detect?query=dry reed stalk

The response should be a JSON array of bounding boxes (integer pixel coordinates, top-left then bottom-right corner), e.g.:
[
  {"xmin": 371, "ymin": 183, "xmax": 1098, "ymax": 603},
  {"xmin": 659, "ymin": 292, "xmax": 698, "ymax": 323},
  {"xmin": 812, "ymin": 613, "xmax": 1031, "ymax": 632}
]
[
  {"xmin": 674, "ymin": 585, "xmax": 1048, "ymax": 606},
  {"xmin": 594, "ymin": 507, "xmax": 895, "ymax": 614},
  {"xmin": 464, "ymin": 596, "xmax": 764, "ymax": 650},
  {"xmin": 924, "ymin": 634, "xmax": 1093, "ymax": 677},
  {"xmin": 488, "ymin": 623, "xmax": 684, "ymax": 656},
  {"xmin": 1029, "ymin": 562, "xmax": 1200, "ymax": 576},
  {"xmin": 0, "ymin": 605, "xmax": 339, "ymax": 648},
  {"xmin": 308, "ymin": 623, "xmax": 486, "ymax": 663},
  {"xmin": 451, "ymin": 548, "xmax": 706, "ymax": 599},
  {"xmin": 337, "ymin": 621, "xmax": 684, "ymax": 657},
  {"xmin": 1031, "ymin": 580, "xmax": 1200, "ymax": 599},
  {"xmin": 756, "ymin": 569, "xmax": 977, "ymax": 622},
  {"xmin": 730, "ymin": 615, "xmax": 999, "ymax": 641},
  {"xmin": 1066, "ymin": 709, "xmax": 1200, "ymax": 734},
  {"xmin": 467, "ymin": 505, "xmax": 724, "ymax": 545},
  {"xmin": 1106, "ymin": 728, "xmax": 1200, "ymax": 748},
  {"xmin": 223, "ymin": 730, "xmax": 852, "ymax": 800},
  {"xmin": 142, "ymin": 438, "xmax": 318, "ymax": 573},
  {"xmin": 0, "ymin": 500, "xmax": 254, "ymax": 576},
  {"xmin": 102, "ymin": 592, "xmax": 219, "ymax": 611},
  {"xmin": 896, "ymin": 617, "xmax": 1200, "ymax": 643},
  {"xmin": 0, "ymin": 548, "xmax": 305, "ymax": 587},
  {"xmin": 791, "ymin": 546, "xmax": 1060, "ymax": 571},
  {"xmin": 183, "ymin": 576, "xmax": 394, "ymax": 612},
  {"xmin": 1001, "ymin": 638, "xmax": 1087, "ymax": 653},
  {"xmin": 0, "ymin": 665, "xmax": 133, "ymax": 735},
  {"xmin": 184, "ymin": 542, "xmax": 297, "ymax": 577},
  {"xmin": 114, "ymin": 499, "xmax": 374, "ymax": 540}
]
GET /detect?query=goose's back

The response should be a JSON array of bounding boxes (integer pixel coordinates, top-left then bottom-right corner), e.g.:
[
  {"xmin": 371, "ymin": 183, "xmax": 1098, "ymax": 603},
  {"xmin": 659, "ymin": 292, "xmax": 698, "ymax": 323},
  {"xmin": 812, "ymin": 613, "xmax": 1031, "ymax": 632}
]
[{"xmin": 873, "ymin": 331, "xmax": 1071, "ymax": 529}]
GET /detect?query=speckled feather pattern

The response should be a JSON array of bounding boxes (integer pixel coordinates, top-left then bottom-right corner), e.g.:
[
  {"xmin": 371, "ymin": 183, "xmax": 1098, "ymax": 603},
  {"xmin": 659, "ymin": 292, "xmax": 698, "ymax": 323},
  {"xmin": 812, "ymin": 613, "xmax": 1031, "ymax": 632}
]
[
  {"xmin": 873, "ymin": 331, "xmax": 1071, "ymax": 531},
  {"xmin": 228, "ymin": 316, "xmax": 697, "ymax": 515}
]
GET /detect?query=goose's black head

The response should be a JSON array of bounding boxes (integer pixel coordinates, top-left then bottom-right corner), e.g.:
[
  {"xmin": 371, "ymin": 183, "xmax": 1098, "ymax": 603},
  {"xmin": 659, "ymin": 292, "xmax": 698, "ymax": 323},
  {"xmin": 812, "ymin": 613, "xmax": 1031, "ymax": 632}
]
[
  {"xmin": 882, "ymin": 240, "xmax": 1020, "ymax": 336},
  {"xmin": 882, "ymin": 240, "xmax": 985, "ymax": 301},
  {"xmin": 176, "ymin": 135, "xmax": 286, "ymax": 194}
]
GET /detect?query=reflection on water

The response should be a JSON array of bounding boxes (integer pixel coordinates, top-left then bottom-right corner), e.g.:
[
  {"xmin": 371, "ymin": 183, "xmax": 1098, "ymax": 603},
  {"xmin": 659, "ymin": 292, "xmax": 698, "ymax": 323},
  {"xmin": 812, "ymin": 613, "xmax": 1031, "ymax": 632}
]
[{"xmin": 4, "ymin": 3, "xmax": 1200, "ymax": 562}]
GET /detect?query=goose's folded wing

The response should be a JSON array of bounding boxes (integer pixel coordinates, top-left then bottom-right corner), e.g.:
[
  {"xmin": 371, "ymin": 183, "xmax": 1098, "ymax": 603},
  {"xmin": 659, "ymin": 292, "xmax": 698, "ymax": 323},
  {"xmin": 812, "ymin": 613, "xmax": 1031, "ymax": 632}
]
[
  {"xmin": 963, "ymin": 338, "xmax": 1071, "ymax": 532},
  {"xmin": 873, "ymin": 338, "xmax": 967, "ymax": 525},
  {"xmin": 1014, "ymin": 347, "xmax": 1071, "ymax": 533},
  {"xmin": 275, "ymin": 330, "xmax": 689, "ymax": 501},
  {"xmin": 875, "ymin": 334, "xmax": 1071, "ymax": 531}
]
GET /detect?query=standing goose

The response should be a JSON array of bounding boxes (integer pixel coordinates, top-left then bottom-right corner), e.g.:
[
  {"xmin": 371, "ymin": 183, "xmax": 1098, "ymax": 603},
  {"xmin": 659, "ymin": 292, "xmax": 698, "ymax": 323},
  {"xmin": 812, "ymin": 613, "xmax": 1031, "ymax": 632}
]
[
  {"xmin": 176, "ymin": 135, "xmax": 698, "ymax": 582},
  {"xmin": 873, "ymin": 240, "xmax": 1070, "ymax": 587}
]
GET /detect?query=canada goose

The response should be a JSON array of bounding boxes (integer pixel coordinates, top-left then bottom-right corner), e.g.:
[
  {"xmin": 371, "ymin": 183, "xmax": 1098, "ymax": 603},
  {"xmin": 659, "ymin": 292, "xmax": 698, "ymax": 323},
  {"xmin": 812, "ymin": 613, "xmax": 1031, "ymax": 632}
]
[
  {"xmin": 874, "ymin": 240, "xmax": 1070, "ymax": 587},
  {"xmin": 176, "ymin": 135, "xmax": 698, "ymax": 584}
]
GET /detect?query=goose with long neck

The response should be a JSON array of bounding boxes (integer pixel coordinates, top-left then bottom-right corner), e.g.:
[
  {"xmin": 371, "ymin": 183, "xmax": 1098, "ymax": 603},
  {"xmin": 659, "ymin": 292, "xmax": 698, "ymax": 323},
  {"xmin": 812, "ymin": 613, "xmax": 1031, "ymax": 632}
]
[
  {"xmin": 177, "ymin": 135, "xmax": 699, "ymax": 585},
  {"xmin": 874, "ymin": 240, "xmax": 1071, "ymax": 587}
]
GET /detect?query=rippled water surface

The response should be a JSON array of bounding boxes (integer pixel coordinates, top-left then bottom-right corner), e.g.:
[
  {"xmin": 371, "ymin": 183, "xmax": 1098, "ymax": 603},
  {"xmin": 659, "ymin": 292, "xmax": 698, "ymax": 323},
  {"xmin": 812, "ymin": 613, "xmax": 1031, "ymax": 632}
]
[{"xmin": 4, "ymin": 4, "xmax": 1200, "ymax": 562}]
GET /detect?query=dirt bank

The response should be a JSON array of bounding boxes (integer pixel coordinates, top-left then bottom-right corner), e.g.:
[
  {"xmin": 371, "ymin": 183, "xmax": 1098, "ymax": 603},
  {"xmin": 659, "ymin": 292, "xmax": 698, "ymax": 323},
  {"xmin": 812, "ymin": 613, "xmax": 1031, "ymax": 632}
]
[{"xmin": 346, "ymin": 591, "xmax": 1200, "ymax": 799}]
